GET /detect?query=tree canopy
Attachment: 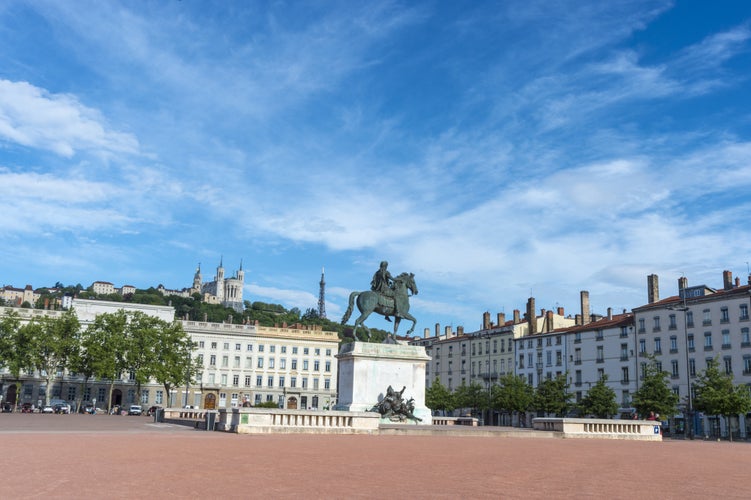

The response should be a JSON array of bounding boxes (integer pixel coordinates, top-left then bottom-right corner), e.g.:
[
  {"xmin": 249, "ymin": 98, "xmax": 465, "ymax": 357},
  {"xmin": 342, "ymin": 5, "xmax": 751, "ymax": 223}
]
[
  {"xmin": 425, "ymin": 378, "xmax": 455, "ymax": 414},
  {"xmin": 493, "ymin": 373, "xmax": 534, "ymax": 416},
  {"xmin": 631, "ymin": 356, "xmax": 679, "ymax": 419},
  {"xmin": 533, "ymin": 375, "xmax": 572, "ymax": 417},
  {"xmin": 578, "ymin": 375, "xmax": 619, "ymax": 418},
  {"xmin": 693, "ymin": 358, "xmax": 751, "ymax": 440}
]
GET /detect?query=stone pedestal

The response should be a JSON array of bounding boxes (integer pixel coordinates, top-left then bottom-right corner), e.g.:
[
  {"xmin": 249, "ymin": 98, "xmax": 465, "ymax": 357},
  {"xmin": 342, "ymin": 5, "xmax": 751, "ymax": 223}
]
[{"xmin": 335, "ymin": 342, "xmax": 432, "ymax": 425}]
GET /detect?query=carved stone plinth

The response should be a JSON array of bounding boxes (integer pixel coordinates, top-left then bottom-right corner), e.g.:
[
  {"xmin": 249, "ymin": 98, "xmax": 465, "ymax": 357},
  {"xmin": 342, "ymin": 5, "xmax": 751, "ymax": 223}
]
[{"xmin": 334, "ymin": 342, "xmax": 432, "ymax": 425}]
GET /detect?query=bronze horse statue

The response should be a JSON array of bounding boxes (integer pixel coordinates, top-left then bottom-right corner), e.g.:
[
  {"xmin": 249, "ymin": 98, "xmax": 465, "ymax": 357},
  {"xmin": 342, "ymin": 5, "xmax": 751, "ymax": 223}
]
[{"xmin": 341, "ymin": 272, "xmax": 418, "ymax": 342}]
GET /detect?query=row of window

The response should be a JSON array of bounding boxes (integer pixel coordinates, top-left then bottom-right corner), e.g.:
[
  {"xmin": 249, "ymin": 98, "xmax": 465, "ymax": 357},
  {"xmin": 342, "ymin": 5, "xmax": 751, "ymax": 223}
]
[
  {"xmin": 637, "ymin": 328, "xmax": 751, "ymax": 354},
  {"xmin": 639, "ymin": 304, "xmax": 749, "ymax": 333},
  {"xmin": 196, "ymin": 341, "xmax": 332, "ymax": 357},
  {"xmin": 199, "ymin": 372, "xmax": 331, "ymax": 390},
  {"xmin": 196, "ymin": 354, "xmax": 332, "ymax": 372}
]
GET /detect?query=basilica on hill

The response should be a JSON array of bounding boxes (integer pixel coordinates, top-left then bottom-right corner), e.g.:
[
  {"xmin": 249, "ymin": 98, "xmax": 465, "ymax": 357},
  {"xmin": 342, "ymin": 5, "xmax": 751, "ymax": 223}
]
[{"xmin": 157, "ymin": 258, "xmax": 245, "ymax": 312}]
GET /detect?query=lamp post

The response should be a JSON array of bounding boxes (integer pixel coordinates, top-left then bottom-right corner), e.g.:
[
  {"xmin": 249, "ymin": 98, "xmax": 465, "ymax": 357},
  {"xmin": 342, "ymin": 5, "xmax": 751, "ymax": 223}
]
[
  {"xmin": 184, "ymin": 352, "xmax": 191, "ymax": 409},
  {"xmin": 484, "ymin": 333, "xmax": 492, "ymax": 426},
  {"xmin": 669, "ymin": 301, "xmax": 692, "ymax": 440}
]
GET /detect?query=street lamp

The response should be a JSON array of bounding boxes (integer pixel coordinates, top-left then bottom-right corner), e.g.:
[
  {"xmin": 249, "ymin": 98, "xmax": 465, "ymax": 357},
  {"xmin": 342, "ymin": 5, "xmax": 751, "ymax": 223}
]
[
  {"xmin": 669, "ymin": 302, "xmax": 692, "ymax": 440},
  {"xmin": 483, "ymin": 333, "xmax": 492, "ymax": 426},
  {"xmin": 184, "ymin": 352, "xmax": 191, "ymax": 409}
]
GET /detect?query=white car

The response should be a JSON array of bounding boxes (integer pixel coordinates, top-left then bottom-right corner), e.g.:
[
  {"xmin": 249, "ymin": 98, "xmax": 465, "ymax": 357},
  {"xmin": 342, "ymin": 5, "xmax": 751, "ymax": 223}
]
[
  {"xmin": 42, "ymin": 405, "xmax": 54, "ymax": 414},
  {"xmin": 128, "ymin": 405, "xmax": 143, "ymax": 416}
]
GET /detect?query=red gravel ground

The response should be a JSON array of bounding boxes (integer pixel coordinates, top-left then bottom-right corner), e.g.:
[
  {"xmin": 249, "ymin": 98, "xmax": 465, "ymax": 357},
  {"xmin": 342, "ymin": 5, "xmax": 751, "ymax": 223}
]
[{"xmin": 1, "ymin": 413, "xmax": 749, "ymax": 499}]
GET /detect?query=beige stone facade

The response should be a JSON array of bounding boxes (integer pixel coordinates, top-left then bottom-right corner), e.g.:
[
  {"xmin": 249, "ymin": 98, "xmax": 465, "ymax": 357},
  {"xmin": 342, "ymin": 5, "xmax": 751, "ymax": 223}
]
[{"xmin": 0, "ymin": 299, "xmax": 340, "ymax": 413}]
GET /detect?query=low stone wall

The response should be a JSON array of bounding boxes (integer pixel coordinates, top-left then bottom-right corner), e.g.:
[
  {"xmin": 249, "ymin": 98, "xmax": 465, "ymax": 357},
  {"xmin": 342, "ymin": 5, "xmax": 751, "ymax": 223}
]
[
  {"xmin": 161, "ymin": 408, "xmax": 209, "ymax": 429},
  {"xmin": 533, "ymin": 418, "xmax": 662, "ymax": 440},
  {"xmin": 432, "ymin": 416, "xmax": 480, "ymax": 426},
  {"xmin": 218, "ymin": 408, "xmax": 380, "ymax": 434}
]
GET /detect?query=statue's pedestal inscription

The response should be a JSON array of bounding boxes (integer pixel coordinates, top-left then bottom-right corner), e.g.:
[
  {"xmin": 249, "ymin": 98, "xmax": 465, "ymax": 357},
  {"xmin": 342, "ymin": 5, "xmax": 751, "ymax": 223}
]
[{"xmin": 335, "ymin": 342, "xmax": 432, "ymax": 425}]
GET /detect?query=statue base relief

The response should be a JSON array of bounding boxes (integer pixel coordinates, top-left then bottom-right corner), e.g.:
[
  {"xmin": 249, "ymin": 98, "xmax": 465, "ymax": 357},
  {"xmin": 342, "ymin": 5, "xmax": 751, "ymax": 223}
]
[{"xmin": 334, "ymin": 341, "xmax": 432, "ymax": 425}]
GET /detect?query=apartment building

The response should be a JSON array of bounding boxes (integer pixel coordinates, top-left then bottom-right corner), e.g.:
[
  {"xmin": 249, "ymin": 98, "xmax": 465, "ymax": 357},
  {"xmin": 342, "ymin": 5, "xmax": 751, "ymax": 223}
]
[
  {"xmin": 515, "ymin": 311, "xmax": 635, "ymax": 417},
  {"xmin": 632, "ymin": 271, "xmax": 751, "ymax": 437}
]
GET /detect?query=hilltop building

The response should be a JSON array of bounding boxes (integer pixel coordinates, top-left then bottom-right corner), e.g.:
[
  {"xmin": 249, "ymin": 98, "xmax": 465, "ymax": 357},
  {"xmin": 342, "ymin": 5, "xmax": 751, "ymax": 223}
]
[{"xmin": 157, "ymin": 259, "xmax": 245, "ymax": 312}]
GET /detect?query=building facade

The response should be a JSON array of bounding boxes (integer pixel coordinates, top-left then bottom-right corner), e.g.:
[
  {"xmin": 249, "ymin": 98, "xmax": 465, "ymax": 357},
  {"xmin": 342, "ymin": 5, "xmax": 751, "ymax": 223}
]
[
  {"xmin": 183, "ymin": 320, "xmax": 339, "ymax": 410},
  {"xmin": 515, "ymin": 311, "xmax": 636, "ymax": 419},
  {"xmin": 632, "ymin": 271, "xmax": 751, "ymax": 437},
  {"xmin": 0, "ymin": 299, "xmax": 339, "ymax": 412}
]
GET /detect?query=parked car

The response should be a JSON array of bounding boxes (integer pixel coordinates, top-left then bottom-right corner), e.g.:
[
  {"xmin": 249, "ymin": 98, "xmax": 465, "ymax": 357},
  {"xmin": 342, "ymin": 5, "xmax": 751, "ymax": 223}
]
[
  {"xmin": 54, "ymin": 404, "xmax": 70, "ymax": 414},
  {"xmin": 128, "ymin": 405, "xmax": 143, "ymax": 416},
  {"xmin": 49, "ymin": 399, "xmax": 70, "ymax": 414},
  {"xmin": 82, "ymin": 404, "xmax": 96, "ymax": 414},
  {"xmin": 42, "ymin": 405, "xmax": 54, "ymax": 413},
  {"xmin": 21, "ymin": 403, "xmax": 34, "ymax": 413}
]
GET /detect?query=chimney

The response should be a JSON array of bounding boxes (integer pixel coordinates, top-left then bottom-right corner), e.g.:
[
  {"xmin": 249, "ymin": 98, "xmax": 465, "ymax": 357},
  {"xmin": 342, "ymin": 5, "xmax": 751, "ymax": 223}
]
[
  {"xmin": 483, "ymin": 312, "xmax": 491, "ymax": 330},
  {"xmin": 580, "ymin": 291, "xmax": 591, "ymax": 325},
  {"xmin": 647, "ymin": 274, "xmax": 659, "ymax": 304},
  {"xmin": 546, "ymin": 310, "xmax": 554, "ymax": 332},
  {"xmin": 557, "ymin": 307, "xmax": 565, "ymax": 317},
  {"xmin": 457, "ymin": 326, "xmax": 464, "ymax": 335},
  {"xmin": 678, "ymin": 276, "xmax": 688, "ymax": 293},
  {"xmin": 575, "ymin": 314, "xmax": 582, "ymax": 326},
  {"xmin": 435, "ymin": 323, "xmax": 440, "ymax": 337},
  {"xmin": 607, "ymin": 307, "xmax": 613, "ymax": 320},
  {"xmin": 527, "ymin": 297, "xmax": 537, "ymax": 335},
  {"xmin": 513, "ymin": 309, "xmax": 521, "ymax": 323},
  {"xmin": 444, "ymin": 325, "xmax": 453, "ymax": 338},
  {"xmin": 423, "ymin": 328, "xmax": 430, "ymax": 338},
  {"xmin": 735, "ymin": 277, "xmax": 740, "ymax": 287},
  {"xmin": 497, "ymin": 312, "xmax": 506, "ymax": 326},
  {"xmin": 723, "ymin": 270, "xmax": 733, "ymax": 290}
]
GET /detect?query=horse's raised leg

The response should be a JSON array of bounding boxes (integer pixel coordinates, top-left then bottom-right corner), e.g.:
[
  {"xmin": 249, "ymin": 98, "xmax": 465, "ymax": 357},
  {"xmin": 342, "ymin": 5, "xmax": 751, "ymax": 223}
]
[
  {"xmin": 400, "ymin": 312, "xmax": 417, "ymax": 336},
  {"xmin": 353, "ymin": 312, "xmax": 373, "ymax": 342}
]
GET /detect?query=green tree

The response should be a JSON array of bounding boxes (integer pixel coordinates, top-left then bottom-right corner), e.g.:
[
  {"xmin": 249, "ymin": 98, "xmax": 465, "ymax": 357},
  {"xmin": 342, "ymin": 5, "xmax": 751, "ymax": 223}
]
[
  {"xmin": 693, "ymin": 358, "xmax": 751, "ymax": 441},
  {"xmin": 632, "ymin": 356, "xmax": 679, "ymax": 419},
  {"xmin": 123, "ymin": 312, "xmax": 162, "ymax": 407},
  {"xmin": 578, "ymin": 375, "xmax": 619, "ymax": 418},
  {"xmin": 69, "ymin": 322, "xmax": 99, "ymax": 412},
  {"xmin": 493, "ymin": 373, "xmax": 534, "ymax": 425},
  {"xmin": 151, "ymin": 321, "xmax": 199, "ymax": 408},
  {"xmin": 85, "ymin": 311, "xmax": 130, "ymax": 412},
  {"xmin": 425, "ymin": 378, "xmax": 455, "ymax": 415},
  {"xmin": 534, "ymin": 375, "xmax": 572, "ymax": 417},
  {"xmin": 454, "ymin": 381, "xmax": 488, "ymax": 417},
  {"xmin": 0, "ymin": 311, "xmax": 31, "ymax": 407},
  {"xmin": 24, "ymin": 310, "xmax": 80, "ymax": 406}
]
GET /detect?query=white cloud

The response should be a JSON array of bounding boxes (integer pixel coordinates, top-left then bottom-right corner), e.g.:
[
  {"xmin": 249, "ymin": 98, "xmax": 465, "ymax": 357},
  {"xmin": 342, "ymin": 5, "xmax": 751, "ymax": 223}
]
[{"xmin": 0, "ymin": 79, "xmax": 138, "ymax": 158}]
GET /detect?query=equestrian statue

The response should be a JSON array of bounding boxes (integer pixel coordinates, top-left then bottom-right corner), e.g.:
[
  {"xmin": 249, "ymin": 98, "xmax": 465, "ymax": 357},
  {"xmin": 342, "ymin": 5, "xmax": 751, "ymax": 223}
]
[{"xmin": 341, "ymin": 261, "xmax": 418, "ymax": 342}]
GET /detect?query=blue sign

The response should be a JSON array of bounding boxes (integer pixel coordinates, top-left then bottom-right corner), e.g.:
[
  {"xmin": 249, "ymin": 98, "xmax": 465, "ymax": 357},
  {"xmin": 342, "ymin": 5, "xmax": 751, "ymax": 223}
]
[{"xmin": 654, "ymin": 425, "xmax": 660, "ymax": 434}]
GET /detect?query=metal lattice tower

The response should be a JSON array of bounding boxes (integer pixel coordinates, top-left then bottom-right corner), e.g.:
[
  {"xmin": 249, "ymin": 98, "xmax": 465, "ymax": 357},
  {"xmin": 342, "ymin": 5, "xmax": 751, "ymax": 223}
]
[{"xmin": 318, "ymin": 267, "xmax": 327, "ymax": 319}]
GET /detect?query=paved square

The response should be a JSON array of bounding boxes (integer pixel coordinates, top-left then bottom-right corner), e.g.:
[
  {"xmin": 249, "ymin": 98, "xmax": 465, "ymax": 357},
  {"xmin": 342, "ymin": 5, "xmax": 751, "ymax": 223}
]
[{"xmin": 1, "ymin": 414, "xmax": 748, "ymax": 499}]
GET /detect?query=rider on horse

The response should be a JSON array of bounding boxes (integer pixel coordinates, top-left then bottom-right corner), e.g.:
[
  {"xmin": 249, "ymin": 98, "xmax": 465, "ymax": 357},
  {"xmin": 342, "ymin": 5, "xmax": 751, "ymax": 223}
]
[{"xmin": 370, "ymin": 261, "xmax": 397, "ymax": 321}]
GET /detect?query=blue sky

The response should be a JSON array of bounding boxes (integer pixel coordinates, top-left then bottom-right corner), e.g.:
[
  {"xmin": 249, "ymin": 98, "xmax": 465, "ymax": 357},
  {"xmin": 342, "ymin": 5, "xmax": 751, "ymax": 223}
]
[{"xmin": 1, "ymin": 1, "xmax": 751, "ymax": 336}]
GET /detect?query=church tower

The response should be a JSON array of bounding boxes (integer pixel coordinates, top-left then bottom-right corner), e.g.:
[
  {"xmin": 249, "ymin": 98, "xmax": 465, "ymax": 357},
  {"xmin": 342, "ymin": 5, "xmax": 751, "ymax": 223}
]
[
  {"xmin": 237, "ymin": 259, "xmax": 244, "ymax": 283},
  {"xmin": 318, "ymin": 267, "xmax": 327, "ymax": 319},
  {"xmin": 192, "ymin": 264, "xmax": 202, "ymax": 292},
  {"xmin": 215, "ymin": 257, "xmax": 225, "ymax": 302}
]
